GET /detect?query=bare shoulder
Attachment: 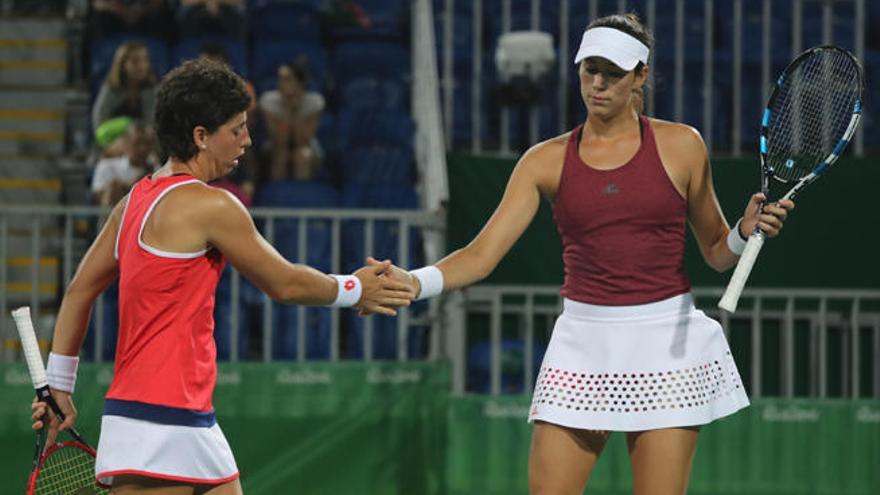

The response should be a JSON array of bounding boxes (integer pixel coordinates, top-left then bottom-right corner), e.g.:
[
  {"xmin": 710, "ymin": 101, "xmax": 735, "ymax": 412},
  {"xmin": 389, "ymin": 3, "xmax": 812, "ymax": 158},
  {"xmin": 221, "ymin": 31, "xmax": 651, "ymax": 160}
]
[
  {"xmin": 650, "ymin": 118, "xmax": 706, "ymax": 153},
  {"xmin": 161, "ymin": 181, "xmax": 249, "ymax": 222},
  {"xmin": 521, "ymin": 132, "xmax": 570, "ymax": 166},
  {"xmin": 518, "ymin": 132, "xmax": 571, "ymax": 196},
  {"xmin": 650, "ymin": 118, "xmax": 708, "ymax": 173}
]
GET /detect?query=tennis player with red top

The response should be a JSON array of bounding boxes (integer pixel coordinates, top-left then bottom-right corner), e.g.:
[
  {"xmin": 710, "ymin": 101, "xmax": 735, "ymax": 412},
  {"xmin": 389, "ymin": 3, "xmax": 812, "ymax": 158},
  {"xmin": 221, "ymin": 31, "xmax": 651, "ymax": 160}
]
[
  {"xmin": 30, "ymin": 58, "xmax": 415, "ymax": 494},
  {"xmin": 380, "ymin": 13, "xmax": 795, "ymax": 495}
]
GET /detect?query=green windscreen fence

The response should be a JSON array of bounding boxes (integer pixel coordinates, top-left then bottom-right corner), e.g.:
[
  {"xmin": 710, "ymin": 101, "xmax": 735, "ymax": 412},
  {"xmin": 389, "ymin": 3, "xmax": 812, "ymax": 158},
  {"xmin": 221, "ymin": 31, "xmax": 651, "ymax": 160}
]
[{"xmin": 1, "ymin": 363, "xmax": 877, "ymax": 494}]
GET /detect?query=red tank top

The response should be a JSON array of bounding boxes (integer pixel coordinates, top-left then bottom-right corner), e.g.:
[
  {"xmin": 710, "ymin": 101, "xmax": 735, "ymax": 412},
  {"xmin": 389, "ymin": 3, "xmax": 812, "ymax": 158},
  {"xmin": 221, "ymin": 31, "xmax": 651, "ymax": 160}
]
[
  {"xmin": 553, "ymin": 115, "xmax": 691, "ymax": 305},
  {"xmin": 106, "ymin": 174, "xmax": 225, "ymax": 411}
]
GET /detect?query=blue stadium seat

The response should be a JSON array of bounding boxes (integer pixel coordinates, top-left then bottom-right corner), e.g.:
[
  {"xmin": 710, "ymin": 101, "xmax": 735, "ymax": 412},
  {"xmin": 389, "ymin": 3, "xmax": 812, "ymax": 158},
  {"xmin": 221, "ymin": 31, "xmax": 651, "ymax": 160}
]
[
  {"xmin": 214, "ymin": 265, "xmax": 254, "ymax": 360},
  {"xmin": 345, "ymin": 309, "xmax": 429, "ymax": 360},
  {"xmin": 255, "ymin": 179, "xmax": 339, "ymax": 208},
  {"xmin": 254, "ymin": 181, "xmax": 339, "ymax": 359},
  {"xmin": 172, "ymin": 36, "xmax": 249, "ymax": 77},
  {"xmin": 338, "ymin": 146, "xmax": 414, "ymax": 186},
  {"xmin": 335, "ymin": 109, "xmax": 415, "ymax": 149},
  {"xmin": 468, "ymin": 339, "xmax": 547, "ymax": 394},
  {"xmin": 339, "ymin": 77, "xmax": 406, "ymax": 111},
  {"xmin": 336, "ymin": 181, "xmax": 426, "ymax": 359},
  {"xmin": 249, "ymin": 1, "xmax": 321, "ymax": 43},
  {"xmin": 484, "ymin": 0, "xmax": 560, "ymax": 40},
  {"xmin": 271, "ymin": 305, "xmax": 332, "ymax": 360},
  {"xmin": 332, "ymin": 40, "xmax": 410, "ymax": 80}
]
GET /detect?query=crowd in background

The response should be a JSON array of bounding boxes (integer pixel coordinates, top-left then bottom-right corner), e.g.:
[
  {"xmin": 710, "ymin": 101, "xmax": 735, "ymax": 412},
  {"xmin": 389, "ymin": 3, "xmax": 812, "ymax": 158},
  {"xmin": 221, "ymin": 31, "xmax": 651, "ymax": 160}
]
[{"xmin": 85, "ymin": 0, "xmax": 380, "ymax": 208}]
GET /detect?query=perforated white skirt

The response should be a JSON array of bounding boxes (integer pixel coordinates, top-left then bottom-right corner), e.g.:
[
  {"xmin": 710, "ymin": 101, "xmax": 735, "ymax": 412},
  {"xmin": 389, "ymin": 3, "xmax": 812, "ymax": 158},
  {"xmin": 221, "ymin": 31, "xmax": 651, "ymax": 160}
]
[{"xmin": 527, "ymin": 293, "xmax": 749, "ymax": 431}]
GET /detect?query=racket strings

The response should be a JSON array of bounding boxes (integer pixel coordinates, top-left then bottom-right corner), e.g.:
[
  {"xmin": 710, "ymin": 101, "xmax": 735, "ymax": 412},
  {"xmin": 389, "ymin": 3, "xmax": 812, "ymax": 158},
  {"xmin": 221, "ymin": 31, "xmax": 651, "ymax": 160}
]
[
  {"xmin": 767, "ymin": 49, "xmax": 860, "ymax": 182},
  {"xmin": 33, "ymin": 444, "xmax": 106, "ymax": 494}
]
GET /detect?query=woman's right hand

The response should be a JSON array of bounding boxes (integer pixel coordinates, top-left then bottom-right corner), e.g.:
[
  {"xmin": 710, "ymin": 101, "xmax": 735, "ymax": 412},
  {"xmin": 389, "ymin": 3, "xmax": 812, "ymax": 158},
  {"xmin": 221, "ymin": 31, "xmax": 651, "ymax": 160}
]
[{"xmin": 31, "ymin": 390, "xmax": 77, "ymax": 447}]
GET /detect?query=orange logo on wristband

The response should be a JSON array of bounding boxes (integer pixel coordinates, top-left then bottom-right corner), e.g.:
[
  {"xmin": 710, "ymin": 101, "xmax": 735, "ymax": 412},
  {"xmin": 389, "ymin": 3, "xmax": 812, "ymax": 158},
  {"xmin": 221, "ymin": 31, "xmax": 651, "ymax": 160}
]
[{"xmin": 344, "ymin": 280, "xmax": 356, "ymax": 291}]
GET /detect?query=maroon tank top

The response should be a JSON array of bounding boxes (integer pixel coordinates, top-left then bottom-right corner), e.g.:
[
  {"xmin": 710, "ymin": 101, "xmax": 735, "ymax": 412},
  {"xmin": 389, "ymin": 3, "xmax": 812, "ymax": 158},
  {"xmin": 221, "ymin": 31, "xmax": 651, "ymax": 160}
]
[{"xmin": 552, "ymin": 115, "xmax": 691, "ymax": 305}]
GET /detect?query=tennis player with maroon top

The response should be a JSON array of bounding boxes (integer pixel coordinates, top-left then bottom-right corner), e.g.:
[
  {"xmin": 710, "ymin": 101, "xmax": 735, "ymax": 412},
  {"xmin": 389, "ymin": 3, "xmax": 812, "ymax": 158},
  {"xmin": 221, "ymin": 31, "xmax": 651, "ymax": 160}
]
[
  {"xmin": 30, "ymin": 58, "xmax": 414, "ymax": 494},
  {"xmin": 383, "ymin": 13, "xmax": 795, "ymax": 495}
]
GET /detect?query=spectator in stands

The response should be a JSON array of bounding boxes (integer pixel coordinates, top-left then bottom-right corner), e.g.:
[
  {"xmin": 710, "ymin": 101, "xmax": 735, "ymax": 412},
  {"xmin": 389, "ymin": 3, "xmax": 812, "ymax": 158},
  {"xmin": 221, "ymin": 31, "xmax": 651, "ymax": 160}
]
[
  {"xmin": 90, "ymin": 0, "xmax": 170, "ymax": 39},
  {"xmin": 92, "ymin": 41, "xmax": 157, "ymax": 131},
  {"xmin": 177, "ymin": 0, "xmax": 246, "ymax": 39},
  {"xmin": 30, "ymin": 58, "xmax": 414, "ymax": 493},
  {"xmin": 260, "ymin": 57, "xmax": 326, "ymax": 182},
  {"xmin": 376, "ymin": 12, "xmax": 795, "ymax": 495},
  {"xmin": 91, "ymin": 120, "xmax": 158, "ymax": 207},
  {"xmin": 93, "ymin": 115, "xmax": 132, "ymax": 158}
]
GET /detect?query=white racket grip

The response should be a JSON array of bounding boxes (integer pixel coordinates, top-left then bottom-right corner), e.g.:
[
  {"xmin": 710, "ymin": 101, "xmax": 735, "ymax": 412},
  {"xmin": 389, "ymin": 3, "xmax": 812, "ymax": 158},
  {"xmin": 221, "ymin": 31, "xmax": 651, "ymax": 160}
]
[
  {"xmin": 11, "ymin": 307, "xmax": 48, "ymax": 389},
  {"xmin": 718, "ymin": 233, "xmax": 766, "ymax": 313}
]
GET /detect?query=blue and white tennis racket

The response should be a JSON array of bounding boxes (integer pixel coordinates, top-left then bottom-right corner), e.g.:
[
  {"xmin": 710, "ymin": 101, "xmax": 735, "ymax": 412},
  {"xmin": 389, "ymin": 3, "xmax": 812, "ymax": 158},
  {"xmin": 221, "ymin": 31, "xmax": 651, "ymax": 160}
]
[{"xmin": 719, "ymin": 45, "xmax": 864, "ymax": 313}]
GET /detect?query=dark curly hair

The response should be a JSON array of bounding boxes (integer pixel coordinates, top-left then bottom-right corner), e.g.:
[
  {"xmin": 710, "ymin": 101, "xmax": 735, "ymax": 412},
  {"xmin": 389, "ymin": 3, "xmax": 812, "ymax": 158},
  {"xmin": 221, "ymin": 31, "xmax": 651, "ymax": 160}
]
[{"xmin": 154, "ymin": 58, "xmax": 250, "ymax": 162}]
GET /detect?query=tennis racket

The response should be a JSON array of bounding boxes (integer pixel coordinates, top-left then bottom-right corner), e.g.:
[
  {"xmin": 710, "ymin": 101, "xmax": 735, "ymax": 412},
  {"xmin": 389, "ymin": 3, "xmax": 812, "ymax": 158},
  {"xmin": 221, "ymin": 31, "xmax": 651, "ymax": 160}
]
[
  {"xmin": 718, "ymin": 45, "xmax": 864, "ymax": 313},
  {"xmin": 11, "ymin": 306, "xmax": 107, "ymax": 495}
]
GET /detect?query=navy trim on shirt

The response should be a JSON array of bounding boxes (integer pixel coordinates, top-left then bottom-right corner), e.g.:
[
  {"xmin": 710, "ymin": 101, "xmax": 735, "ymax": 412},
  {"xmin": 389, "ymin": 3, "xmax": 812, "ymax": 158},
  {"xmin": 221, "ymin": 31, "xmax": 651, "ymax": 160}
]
[{"xmin": 103, "ymin": 399, "xmax": 216, "ymax": 427}]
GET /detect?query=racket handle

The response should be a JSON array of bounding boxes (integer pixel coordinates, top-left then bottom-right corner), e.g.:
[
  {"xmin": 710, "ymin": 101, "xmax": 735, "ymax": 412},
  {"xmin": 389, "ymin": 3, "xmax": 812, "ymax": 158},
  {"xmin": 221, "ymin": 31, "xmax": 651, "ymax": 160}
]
[
  {"xmin": 718, "ymin": 232, "xmax": 766, "ymax": 313},
  {"xmin": 11, "ymin": 307, "xmax": 49, "ymax": 389}
]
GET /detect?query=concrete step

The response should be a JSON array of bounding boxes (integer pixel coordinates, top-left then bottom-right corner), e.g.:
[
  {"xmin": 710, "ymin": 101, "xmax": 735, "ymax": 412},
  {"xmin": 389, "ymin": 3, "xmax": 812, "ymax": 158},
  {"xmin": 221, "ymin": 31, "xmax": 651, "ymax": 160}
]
[
  {"xmin": 0, "ymin": 88, "xmax": 68, "ymax": 154},
  {"xmin": 0, "ymin": 155, "xmax": 58, "ymax": 178},
  {"xmin": 0, "ymin": 19, "xmax": 67, "ymax": 87}
]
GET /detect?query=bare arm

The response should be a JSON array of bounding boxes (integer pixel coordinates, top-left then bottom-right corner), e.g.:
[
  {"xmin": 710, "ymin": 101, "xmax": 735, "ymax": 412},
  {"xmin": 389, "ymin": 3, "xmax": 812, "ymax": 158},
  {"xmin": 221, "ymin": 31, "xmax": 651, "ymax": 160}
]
[
  {"xmin": 198, "ymin": 188, "xmax": 412, "ymax": 313},
  {"xmin": 681, "ymin": 126, "xmax": 794, "ymax": 272},
  {"xmin": 681, "ymin": 127, "xmax": 742, "ymax": 272},
  {"xmin": 431, "ymin": 144, "xmax": 551, "ymax": 291}
]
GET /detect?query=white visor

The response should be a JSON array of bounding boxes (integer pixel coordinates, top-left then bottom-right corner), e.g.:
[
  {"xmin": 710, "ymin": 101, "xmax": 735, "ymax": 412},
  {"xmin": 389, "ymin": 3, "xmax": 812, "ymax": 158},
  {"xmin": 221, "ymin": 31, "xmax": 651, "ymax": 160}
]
[{"xmin": 573, "ymin": 27, "xmax": 649, "ymax": 70}]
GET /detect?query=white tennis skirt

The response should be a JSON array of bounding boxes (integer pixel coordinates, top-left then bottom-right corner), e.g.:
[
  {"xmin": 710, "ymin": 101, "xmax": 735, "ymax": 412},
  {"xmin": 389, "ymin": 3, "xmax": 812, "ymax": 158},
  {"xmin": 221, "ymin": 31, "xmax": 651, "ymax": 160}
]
[
  {"xmin": 95, "ymin": 415, "xmax": 239, "ymax": 487},
  {"xmin": 528, "ymin": 293, "xmax": 749, "ymax": 431}
]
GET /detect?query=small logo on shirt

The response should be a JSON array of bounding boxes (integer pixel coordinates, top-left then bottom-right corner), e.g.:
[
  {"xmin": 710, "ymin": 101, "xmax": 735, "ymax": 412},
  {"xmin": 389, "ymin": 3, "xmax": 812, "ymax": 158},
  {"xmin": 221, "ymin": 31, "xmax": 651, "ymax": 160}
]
[{"xmin": 602, "ymin": 182, "xmax": 620, "ymax": 195}]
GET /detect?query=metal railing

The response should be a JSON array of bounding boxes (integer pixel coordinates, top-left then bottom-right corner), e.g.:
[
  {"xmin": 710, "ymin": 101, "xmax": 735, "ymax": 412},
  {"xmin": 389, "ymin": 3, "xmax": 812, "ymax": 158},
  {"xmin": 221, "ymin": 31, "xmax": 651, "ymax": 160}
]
[
  {"xmin": 436, "ymin": 0, "xmax": 868, "ymax": 156},
  {"xmin": 456, "ymin": 285, "xmax": 880, "ymax": 398},
  {"xmin": 0, "ymin": 205, "xmax": 445, "ymax": 363}
]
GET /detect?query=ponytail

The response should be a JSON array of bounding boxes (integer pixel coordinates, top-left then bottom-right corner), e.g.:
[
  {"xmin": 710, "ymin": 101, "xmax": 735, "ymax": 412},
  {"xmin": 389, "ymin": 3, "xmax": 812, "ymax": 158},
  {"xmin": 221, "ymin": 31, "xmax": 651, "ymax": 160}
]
[{"xmin": 631, "ymin": 86, "xmax": 645, "ymax": 115}]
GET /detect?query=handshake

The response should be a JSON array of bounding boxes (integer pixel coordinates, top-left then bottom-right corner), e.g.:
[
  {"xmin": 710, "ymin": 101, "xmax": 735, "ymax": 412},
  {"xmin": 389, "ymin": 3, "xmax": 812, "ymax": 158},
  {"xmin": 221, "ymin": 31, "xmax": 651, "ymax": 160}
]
[{"xmin": 351, "ymin": 256, "xmax": 422, "ymax": 316}]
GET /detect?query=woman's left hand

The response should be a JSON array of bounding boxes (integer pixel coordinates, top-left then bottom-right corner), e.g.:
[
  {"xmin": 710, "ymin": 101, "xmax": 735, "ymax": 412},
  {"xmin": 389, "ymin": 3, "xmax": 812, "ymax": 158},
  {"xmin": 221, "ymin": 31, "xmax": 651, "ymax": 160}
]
[{"xmin": 740, "ymin": 192, "xmax": 795, "ymax": 238}]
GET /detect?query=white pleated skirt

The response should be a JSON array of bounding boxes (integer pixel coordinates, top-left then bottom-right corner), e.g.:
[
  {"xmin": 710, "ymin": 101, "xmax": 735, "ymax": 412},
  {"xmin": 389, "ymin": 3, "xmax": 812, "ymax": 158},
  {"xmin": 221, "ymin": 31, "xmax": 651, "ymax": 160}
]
[
  {"xmin": 95, "ymin": 415, "xmax": 239, "ymax": 487},
  {"xmin": 528, "ymin": 293, "xmax": 750, "ymax": 431}
]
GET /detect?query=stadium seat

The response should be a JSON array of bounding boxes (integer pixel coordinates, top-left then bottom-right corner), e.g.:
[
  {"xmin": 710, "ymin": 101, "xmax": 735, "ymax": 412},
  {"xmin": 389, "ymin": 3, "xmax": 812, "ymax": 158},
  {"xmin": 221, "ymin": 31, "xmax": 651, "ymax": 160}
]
[
  {"xmin": 249, "ymin": 1, "xmax": 321, "ymax": 43},
  {"xmin": 339, "ymin": 77, "xmax": 406, "ymax": 111},
  {"xmin": 253, "ymin": 180, "xmax": 340, "ymax": 359},
  {"xmin": 338, "ymin": 146, "xmax": 414, "ymax": 186},
  {"xmin": 214, "ymin": 265, "xmax": 253, "ymax": 360},
  {"xmin": 468, "ymin": 338, "xmax": 547, "ymax": 394},
  {"xmin": 172, "ymin": 36, "xmax": 249, "ymax": 77},
  {"xmin": 335, "ymin": 109, "xmax": 415, "ymax": 150},
  {"xmin": 332, "ymin": 40, "xmax": 410, "ymax": 80}
]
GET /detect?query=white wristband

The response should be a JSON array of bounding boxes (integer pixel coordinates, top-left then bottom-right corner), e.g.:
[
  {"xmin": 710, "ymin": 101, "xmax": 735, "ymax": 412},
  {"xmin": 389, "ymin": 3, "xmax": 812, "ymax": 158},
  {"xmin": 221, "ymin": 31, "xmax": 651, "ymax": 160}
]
[
  {"xmin": 726, "ymin": 218, "xmax": 748, "ymax": 256},
  {"xmin": 330, "ymin": 274, "xmax": 362, "ymax": 307},
  {"xmin": 46, "ymin": 352, "xmax": 79, "ymax": 393},
  {"xmin": 410, "ymin": 266, "xmax": 444, "ymax": 300}
]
